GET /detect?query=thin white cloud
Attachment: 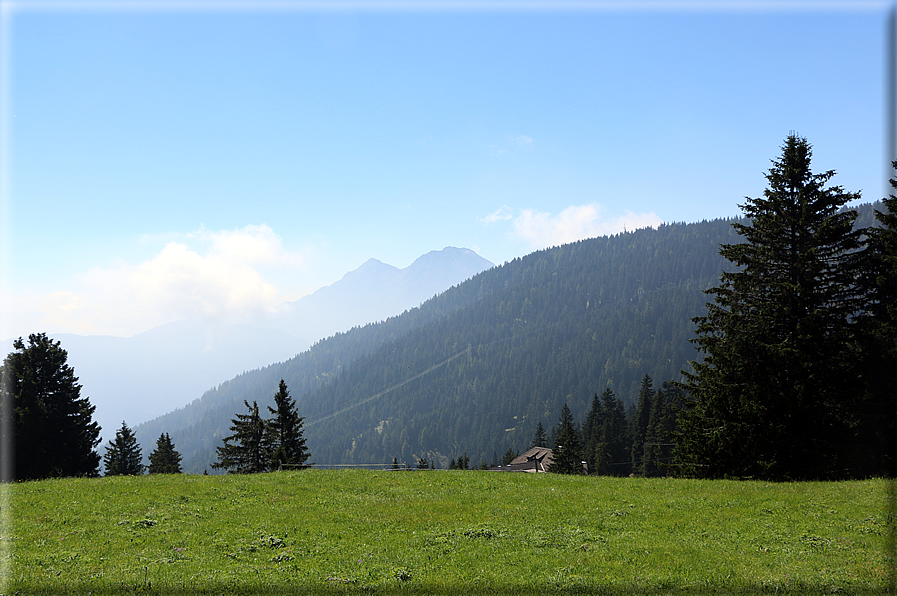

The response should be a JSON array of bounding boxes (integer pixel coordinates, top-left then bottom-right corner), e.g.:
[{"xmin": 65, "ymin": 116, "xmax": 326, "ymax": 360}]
[
  {"xmin": 513, "ymin": 203, "xmax": 663, "ymax": 248},
  {"xmin": 1, "ymin": 225, "xmax": 310, "ymax": 338},
  {"xmin": 489, "ymin": 134, "xmax": 534, "ymax": 156},
  {"xmin": 514, "ymin": 135, "xmax": 533, "ymax": 149},
  {"xmin": 480, "ymin": 205, "xmax": 514, "ymax": 224}
]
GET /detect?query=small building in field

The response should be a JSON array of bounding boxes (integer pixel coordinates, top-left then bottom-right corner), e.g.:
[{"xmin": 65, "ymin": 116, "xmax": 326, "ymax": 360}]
[{"xmin": 489, "ymin": 447, "xmax": 554, "ymax": 473}]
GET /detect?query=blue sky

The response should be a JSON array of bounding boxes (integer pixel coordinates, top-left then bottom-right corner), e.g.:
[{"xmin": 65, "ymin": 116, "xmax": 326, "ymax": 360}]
[{"xmin": 0, "ymin": 1, "xmax": 890, "ymax": 338}]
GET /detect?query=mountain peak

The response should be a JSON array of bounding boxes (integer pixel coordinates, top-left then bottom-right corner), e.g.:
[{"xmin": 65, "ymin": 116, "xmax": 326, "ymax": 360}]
[
  {"xmin": 403, "ymin": 247, "xmax": 493, "ymax": 284},
  {"xmin": 340, "ymin": 258, "xmax": 400, "ymax": 282},
  {"xmin": 408, "ymin": 246, "xmax": 481, "ymax": 266}
]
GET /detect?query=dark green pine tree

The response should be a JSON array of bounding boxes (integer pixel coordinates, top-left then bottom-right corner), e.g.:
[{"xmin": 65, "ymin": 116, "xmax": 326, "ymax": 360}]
[
  {"xmin": 861, "ymin": 161, "xmax": 897, "ymax": 476},
  {"xmin": 530, "ymin": 421, "xmax": 548, "ymax": 448},
  {"xmin": 266, "ymin": 379, "xmax": 311, "ymax": 470},
  {"xmin": 501, "ymin": 446, "xmax": 519, "ymax": 466},
  {"xmin": 598, "ymin": 387, "xmax": 630, "ymax": 476},
  {"xmin": 451, "ymin": 452, "xmax": 470, "ymax": 470},
  {"xmin": 629, "ymin": 375, "xmax": 655, "ymax": 476},
  {"xmin": 212, "ymin": 401, "xmax": 269, "ymax": 474},
  {"xmin": 547, "ymin": 403, "xmax": 583, "ymax": 474},
  {"xmin": 1, "ymin": 333, "xmax": 101, "ymax": 479},
  {"xmin": 677, "ymin": 135, "xmax": 868, "ymax": 480},
  {"xmin": 103, "ymin": 422, "xmax": 144, "ymax": 476},
  {"xmin": 148, "ymin": 432, "xmax": 183, "ymax": 474},
  {"xmin": 643, "ymin": 382, "xmax": 682, "ymax": 477},
  {"xmin": 582, "ymin": 392, "xmax": 605, "ymax": 475}
]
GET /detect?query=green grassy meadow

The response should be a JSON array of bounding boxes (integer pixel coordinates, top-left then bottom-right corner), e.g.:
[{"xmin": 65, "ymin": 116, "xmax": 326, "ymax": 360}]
[{"xmin": 4, "ymin": 470, "xmax": 893, "ymax": 595}]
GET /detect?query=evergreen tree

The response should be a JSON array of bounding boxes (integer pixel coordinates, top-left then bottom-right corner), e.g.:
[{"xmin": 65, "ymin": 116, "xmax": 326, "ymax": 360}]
[
  {"xmin": 862, "ymin": 161, "xmax": 897, "ymax": 476},
  {"xmin": 0, "ymin": 333, "xmax": 101, "ymax": 479},
  {"xmin": 452, "ymin": 452, "xmax": 470, "ymax": 470},
  {"xmin": 594, "ymin": 387, "xmax": 629, "ymax": 476},
  {"xmin": 582, "ymin": 392, "xmax": 604, "ymax": 475},
  {"xmin": 629, "ymin": 375, "xmax": 655, "ymax": 476},
  {"xmin": 103, "ymin": 421, "xmax": 144, "ymax": 476},
  {"xmin": 643, "ymin": 382, "xmax": 681, "ymax": 477},
  {"xmin": 677, "ymin": 135, "xmax": 868, "ymax": 480},
  {"xmin": 547, "ymin": 403, "xmax": 583, "ymax": 474},
  {"xmin": 212, "ymin": 401, "xmax": 269, "ymax": 474},
  {"xmin": 266, "ymin": 379, "xmax": 310, "ymax": 470},
  {"xmin": 501, "ymin": 446, "xmax": 519, "ymax": 465},
  {"xmin": 392, "ymin": 457, "xmax": 399, "ymax": 469},
  {"xmin": 530, "ymin": 421, "xmax": 548, "ymax": 448},
  {"xmin": 148, "ymin": 432, "xmax": 182, "ymax": 474},
  {"xmin": 417, "ymin": 457, "xmax": 429, "ymax": 469}
]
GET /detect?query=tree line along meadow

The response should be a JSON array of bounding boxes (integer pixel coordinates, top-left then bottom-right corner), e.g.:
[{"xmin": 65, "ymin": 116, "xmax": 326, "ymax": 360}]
[{"xmin": 2, "ymin": 134, "xmax": 895, "ymax": 482}]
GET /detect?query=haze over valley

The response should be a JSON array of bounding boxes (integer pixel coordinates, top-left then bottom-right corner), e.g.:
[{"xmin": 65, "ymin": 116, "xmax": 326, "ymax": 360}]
[{"xmin": 1, "ymin": 247, "xmax": 493, "ymax": 443}]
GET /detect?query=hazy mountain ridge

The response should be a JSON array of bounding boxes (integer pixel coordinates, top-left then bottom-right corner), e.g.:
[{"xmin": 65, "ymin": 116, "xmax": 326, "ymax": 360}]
[
  {"xmin": 277, "ymin": 248, "xmax": 493, "ymax": 342},
  {"xmin": 3, "ymin": 247, "xmax": 494, "ymax": 443}
]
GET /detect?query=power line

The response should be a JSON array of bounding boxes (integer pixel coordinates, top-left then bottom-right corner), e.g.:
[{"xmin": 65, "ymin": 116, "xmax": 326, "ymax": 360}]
[
  {"xmin": 304, "ymin": 321, "xmax": 555, "ymax": 428},
  {"xmin": 305, "ymin": 298, "xmax": 629, "ymax": 430},
  {"xmin": 305, "ymin": 345, "xmax": 470, "ymax": 428}
]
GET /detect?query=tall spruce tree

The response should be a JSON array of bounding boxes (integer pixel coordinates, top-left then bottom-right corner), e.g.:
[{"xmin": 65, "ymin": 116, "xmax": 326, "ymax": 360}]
[
  {"xmin": 598, "ymin": 387, "xmax": 630, "ymax": 476},
  {"xmin": 1, "ymin": 333, "xmax": 101, "ymax": 479},
  {"xmin": 212, "ymin": 400, "xmax": 269, "ymax": 474},
  {"xmin": 547, "ymin": 403, "xmax": 583, "ymax": 474},
  {"xmin": 677, "ymin": 135, "xmax": 868, "ymax": 480},
  {"xmin": 501, "ymin": 446, "xmax": 519, "ymax": 465},
  {"xmin": 103, "ymin": 421, "xmax": 144, "ymax": 476},
  {"xmin": 629, "ymin": 375, "xmax": 655, "ymax": 476},
  {"xmin": 643, "ymin": 382, "xmax": 682, "ymax": 477},
  {"xmin": 530, "ymin": 421, "xmax": 548, "ymax": 448},
  {"xmin": 582, "ymin": 392, "xmax": 604, "ymax": 474},
  {"xmin": 148, "ymin": 432, "xmax": 183, "ymax": 474},
  {"xmin": 862, "ymin": 161, "xmax": 897, "ymax": 476},
  {"xmin": 266, "ymin": 379, "xmax": 311, "ymax": 470}
]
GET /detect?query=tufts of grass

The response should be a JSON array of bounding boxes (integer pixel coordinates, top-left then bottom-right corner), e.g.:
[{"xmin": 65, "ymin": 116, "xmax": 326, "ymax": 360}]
[{"xmin": 4, "ymin": 470, "xmax": 892, "ymax": 594}]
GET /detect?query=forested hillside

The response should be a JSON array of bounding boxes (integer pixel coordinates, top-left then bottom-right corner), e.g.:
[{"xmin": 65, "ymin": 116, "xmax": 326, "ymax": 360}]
[
  {"xmin": 299, "ymin": 219, "xmax": 742, "ymax": 468},
  {"xmin": 138, "ymin": 215, "xmax": 763, "ymax": 472}
]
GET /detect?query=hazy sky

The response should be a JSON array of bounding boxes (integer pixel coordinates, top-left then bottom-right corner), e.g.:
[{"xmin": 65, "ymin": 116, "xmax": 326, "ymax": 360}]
[{"xmin": 1, "ymin": 1, "xmax": 890, "ymax": 338}]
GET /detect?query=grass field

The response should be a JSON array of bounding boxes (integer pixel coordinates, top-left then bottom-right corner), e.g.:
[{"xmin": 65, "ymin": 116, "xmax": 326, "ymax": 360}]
[{"xmin": 3, "ymin": 470, "xmax": 893, "ymax": 595}]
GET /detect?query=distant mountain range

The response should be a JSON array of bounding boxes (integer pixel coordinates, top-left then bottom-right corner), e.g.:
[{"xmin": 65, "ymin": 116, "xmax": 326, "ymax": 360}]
[
  {"xmin": 2, "ymin": 247, "xmax": 494, "ymax": 443},
  {"xmin": 277, "ymin": 248, "xmax": 494, "ymax": 345}
]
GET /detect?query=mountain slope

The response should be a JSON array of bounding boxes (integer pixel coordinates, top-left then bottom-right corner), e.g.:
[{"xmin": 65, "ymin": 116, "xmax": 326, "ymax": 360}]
[
  {"xmin": 298, "ymin": 219, "xmax": 742, "ymax": 468},
  {"xmin": 138, "ymin": 218, "xmax": 745, "ymax": 472}
]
